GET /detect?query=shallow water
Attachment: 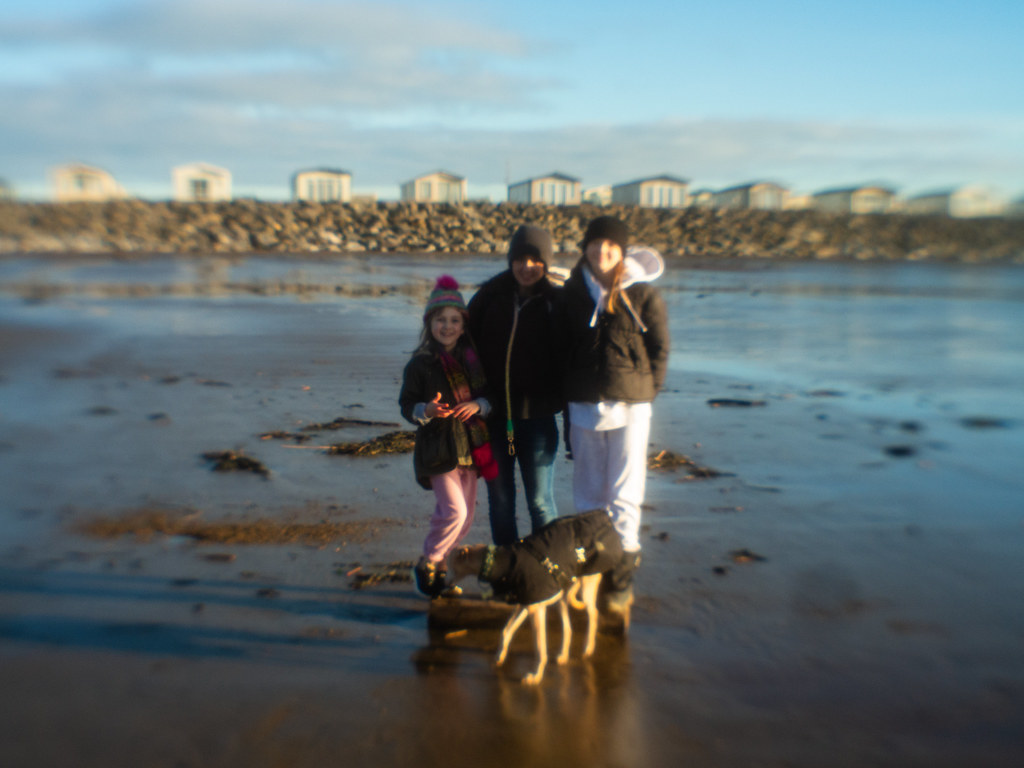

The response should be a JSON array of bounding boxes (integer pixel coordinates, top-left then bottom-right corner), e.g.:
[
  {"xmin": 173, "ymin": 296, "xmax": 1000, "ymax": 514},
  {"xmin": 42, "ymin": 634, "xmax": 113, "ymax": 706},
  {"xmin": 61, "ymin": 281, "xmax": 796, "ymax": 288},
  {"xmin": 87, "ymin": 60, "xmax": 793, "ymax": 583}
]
[{"xmin": 2, "ymin": 254, "xmax": 1022, "ymax": 523}]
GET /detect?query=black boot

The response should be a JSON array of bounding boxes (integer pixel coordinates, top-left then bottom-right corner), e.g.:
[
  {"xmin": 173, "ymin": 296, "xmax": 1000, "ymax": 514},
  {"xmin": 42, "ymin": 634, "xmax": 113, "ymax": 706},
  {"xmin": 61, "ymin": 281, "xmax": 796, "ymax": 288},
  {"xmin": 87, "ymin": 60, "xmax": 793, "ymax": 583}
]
[
  {"xmin": 413, "ymin": 557, "xmax": 443, "ymax": 598},
  {"xmin": 605, "ymin": 551, "xmax": 641, "ymax": 619}
]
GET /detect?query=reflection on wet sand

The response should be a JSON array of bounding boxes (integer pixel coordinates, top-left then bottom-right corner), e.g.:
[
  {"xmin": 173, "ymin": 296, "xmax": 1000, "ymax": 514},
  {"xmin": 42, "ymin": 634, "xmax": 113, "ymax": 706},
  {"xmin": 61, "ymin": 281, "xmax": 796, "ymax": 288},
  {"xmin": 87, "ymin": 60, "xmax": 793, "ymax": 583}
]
[{"xmin": 409, "ymin": 628, "xmax": 644, "ymax": 768}]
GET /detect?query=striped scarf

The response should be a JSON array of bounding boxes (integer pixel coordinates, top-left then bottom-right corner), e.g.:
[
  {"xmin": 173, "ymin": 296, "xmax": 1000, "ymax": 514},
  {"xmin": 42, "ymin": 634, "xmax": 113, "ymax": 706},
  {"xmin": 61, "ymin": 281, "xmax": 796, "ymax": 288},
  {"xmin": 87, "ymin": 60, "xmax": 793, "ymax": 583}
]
[{"xmin": 439, "ymin": 347, "xmax": 498, "ymax": 481}]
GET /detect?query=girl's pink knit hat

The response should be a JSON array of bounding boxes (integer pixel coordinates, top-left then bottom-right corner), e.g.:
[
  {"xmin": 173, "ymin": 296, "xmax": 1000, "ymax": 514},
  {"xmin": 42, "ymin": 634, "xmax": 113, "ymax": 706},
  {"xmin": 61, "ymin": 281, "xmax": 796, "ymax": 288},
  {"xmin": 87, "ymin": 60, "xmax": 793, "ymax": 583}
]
[{"xmin": 424, "ymin": 275, "xmax": 466, "ymax": 318}]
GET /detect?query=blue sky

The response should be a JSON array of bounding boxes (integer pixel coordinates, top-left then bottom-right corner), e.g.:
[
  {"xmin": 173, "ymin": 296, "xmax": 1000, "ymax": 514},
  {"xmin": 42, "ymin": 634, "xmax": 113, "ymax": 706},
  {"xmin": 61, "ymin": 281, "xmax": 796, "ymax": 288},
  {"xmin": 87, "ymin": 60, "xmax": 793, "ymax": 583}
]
[{"xmin": 2, "ymin": 0, "xmax": 1022, "ymax": 201}]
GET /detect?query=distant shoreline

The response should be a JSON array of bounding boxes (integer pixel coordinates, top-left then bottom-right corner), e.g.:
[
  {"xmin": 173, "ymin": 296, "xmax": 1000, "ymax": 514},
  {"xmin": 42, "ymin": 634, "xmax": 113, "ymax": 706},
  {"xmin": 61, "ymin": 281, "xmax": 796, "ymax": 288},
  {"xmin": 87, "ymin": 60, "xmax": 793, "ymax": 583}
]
[{"xmin": 2, "ymin": 200, "xmax": 1023, "ymax": 263}]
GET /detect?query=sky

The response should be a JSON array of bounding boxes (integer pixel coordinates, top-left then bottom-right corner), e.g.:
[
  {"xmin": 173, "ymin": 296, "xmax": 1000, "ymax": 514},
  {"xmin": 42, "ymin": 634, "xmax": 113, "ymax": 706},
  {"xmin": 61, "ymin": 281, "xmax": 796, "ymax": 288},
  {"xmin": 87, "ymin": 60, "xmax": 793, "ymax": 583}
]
[{"xmin": 2, "ymin": 0, "xmax": 1023, "ymax": 202}]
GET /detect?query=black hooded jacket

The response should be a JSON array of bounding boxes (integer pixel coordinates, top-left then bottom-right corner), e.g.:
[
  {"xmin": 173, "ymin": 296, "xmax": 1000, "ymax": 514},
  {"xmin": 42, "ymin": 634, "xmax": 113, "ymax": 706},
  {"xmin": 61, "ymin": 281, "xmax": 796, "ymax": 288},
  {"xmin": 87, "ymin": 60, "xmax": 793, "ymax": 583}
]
[{"xmin": 558, "ymin": 257, "xmax": 669, "ymax": 404}]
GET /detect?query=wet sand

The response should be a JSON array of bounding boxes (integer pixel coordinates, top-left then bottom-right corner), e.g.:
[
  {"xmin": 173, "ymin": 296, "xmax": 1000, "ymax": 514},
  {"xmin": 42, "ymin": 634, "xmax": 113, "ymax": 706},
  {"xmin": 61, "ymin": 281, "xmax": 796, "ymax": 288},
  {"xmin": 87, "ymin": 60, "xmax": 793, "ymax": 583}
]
[{"xmin": 1, "ymin": 256, "xmax": 1023, "ymax": 767}]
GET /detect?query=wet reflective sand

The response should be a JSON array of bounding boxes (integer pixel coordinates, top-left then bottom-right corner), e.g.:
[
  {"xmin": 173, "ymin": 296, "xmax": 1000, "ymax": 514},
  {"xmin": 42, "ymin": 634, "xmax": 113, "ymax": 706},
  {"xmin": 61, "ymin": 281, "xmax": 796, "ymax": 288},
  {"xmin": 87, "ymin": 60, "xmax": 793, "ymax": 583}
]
[{"xmin": 1, "ymin": 254, "xmax": 1022, "ymax": 767}]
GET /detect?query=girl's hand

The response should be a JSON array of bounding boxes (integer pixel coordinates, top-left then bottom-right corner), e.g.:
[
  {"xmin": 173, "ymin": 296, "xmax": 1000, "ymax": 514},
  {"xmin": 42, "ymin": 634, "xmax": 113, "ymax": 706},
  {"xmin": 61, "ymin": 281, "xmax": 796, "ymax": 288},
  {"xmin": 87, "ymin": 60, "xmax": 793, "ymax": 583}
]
[
  {"xmin": 425, "ymin": 392, "xmax": 453, "ymax": 419},
  {"xmin": 450, "ymin": 400, "xmax": 480, "ymax": 422}
]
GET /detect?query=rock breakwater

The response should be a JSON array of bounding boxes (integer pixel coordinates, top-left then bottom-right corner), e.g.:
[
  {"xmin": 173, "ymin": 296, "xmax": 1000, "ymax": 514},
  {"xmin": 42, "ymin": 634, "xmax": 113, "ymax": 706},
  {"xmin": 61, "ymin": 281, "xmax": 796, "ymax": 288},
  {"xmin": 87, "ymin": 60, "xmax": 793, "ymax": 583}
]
[{"xmin": 2, "ymin": 200, "xmax": 1023, "ymax": 262}]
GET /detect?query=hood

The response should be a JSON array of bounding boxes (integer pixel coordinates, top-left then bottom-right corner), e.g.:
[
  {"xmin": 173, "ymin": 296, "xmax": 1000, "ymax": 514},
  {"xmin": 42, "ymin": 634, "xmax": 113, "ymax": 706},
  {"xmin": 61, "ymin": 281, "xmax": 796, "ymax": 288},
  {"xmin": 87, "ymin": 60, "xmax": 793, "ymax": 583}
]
[
  {"xmin": 577, "ymin": 245, "xmax": 664, "ymax": 331},
  {"xmin": 621, "ymin": 246, "xmax": 664, "ymax": 288}
]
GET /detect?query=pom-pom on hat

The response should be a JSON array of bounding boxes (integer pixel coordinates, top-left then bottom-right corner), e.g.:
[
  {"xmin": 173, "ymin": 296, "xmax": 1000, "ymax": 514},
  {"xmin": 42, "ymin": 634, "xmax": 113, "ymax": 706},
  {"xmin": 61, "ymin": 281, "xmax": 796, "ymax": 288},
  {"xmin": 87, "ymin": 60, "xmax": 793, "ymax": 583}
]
[
  {"xmin": 424, "ymin": 274, "xmax": 466, "ymax": 318},
  {"xmin": 582, "ymin": 215, "xmax": 629, "ymax": 255}
]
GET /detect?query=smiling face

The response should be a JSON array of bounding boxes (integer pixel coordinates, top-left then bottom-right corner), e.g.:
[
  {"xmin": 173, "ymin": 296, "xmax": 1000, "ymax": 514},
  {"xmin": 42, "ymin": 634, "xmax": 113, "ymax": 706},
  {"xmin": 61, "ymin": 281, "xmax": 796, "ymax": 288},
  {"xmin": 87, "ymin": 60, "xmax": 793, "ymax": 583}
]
[
  {"xmin": 429, "ymin": 306, "xmax": 465, "ymax": 351},
  {"xmin": 585, "ymin": 238, "xmax": 623, "ymax": 286},
  {"xmin": 511, "ymin": 256, "xmax": 546, "ymax": 290}
]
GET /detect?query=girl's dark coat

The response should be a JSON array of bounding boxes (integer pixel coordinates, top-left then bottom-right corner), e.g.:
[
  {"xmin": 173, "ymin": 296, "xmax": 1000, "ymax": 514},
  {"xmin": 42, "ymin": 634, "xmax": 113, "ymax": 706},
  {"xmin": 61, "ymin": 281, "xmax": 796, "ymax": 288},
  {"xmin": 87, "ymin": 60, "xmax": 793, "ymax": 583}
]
[{"xmin": 399, "ymin": 350, "xmax": 474, "ymax": 489}]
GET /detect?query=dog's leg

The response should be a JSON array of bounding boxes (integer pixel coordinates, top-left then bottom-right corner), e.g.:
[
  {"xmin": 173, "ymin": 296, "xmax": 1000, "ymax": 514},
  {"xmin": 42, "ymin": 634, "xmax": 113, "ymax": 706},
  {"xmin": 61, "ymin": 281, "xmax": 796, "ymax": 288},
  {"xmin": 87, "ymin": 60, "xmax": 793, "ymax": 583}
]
[
  {"xmin": 496, "ymin": 606, "xmax": 530, "ymax": 668},
  {"xmin": 556, "ymin": 593, "xmax": 572, "ymax": 666},
  {"xmin": 580, "ymin": 574, "xmax": 602, "ymax": 657},
  {"xmin": 521, "ymin": 604, "xmax": 548, "ymax": 685}
]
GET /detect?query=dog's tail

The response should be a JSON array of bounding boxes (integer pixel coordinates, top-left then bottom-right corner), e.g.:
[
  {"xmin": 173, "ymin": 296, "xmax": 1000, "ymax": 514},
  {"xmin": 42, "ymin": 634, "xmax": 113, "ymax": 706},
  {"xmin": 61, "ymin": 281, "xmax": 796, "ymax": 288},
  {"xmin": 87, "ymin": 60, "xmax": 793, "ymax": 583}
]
[{"xmin": 566, "ymin": 580, "xmax": 586, "ymax": 610}]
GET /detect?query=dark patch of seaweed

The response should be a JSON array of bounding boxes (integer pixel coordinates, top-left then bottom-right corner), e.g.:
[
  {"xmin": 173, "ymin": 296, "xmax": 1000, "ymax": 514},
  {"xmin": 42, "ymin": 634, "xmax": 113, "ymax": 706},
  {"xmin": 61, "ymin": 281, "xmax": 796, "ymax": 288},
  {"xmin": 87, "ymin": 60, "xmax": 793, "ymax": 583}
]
[{"xmin": 326, "ymin": 430, "xmax": 415, "ymax": 456}]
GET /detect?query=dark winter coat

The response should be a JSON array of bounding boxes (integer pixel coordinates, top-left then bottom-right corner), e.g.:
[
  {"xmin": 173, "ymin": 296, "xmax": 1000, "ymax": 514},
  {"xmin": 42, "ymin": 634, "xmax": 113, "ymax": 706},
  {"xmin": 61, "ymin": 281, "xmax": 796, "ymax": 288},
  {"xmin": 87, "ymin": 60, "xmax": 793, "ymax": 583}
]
[
  {"xmin": 466, "ymin": 270, "xmax": 562, "ymax": 420},
  {"xmin": 484, "ymin": 510, "xmax": 624, "ymax": 605},
  {"xmin": 399, "ymin": 351, "xmax": 474, "ymax": 489},
  {"xmin": 558, "ymin": 258, "xmax": 670, "ymax": 404}
]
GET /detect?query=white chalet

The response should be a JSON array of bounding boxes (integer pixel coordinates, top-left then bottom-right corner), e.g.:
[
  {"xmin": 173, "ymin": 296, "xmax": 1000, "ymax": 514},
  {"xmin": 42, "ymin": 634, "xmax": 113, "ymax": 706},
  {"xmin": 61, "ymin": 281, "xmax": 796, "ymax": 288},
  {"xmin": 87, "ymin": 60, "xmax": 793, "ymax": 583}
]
[
  {"xmin": 508, "ymin": 173, "xmax": 581, "ymax": 206},
  {"xmin": 612, "ymin": 175, "xmax": 689, "ymax": 208},
  {"xmin": 401, "ymin": 171, "xmax": 467, "ymax": 203},
  {"xmin": 51, "ymin": 163, "xmax": 125, "ymax": 202},
  {"xmin": 293, "ymin": 168, "xmax": 351, "ymax": 203},
  {"xmin": 712, "ymin": 182, "xmax": 788, "ymax": 210},
  {"xmin": 172, "ymin": 163, "xmax": 232, "ymax": 202},
  {"xmin": 812, "ymin": 186, "xmax": 896, "ymax": 214}
]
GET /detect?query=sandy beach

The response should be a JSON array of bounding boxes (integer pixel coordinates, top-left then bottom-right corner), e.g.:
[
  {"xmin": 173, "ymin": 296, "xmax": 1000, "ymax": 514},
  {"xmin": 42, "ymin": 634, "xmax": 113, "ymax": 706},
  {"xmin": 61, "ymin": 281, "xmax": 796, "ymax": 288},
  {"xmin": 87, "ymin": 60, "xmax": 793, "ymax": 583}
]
[{"xmin": 1, "ymin": 253, "xmax": 1023, "ymax": 767}]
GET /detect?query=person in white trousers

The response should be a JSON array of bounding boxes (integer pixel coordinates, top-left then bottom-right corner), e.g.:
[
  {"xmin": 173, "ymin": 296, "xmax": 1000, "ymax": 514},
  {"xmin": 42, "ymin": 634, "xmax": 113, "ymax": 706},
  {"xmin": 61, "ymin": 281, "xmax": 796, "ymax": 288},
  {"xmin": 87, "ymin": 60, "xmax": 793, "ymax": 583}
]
[{"xmin": 558, "ymin": 215, "xmax": 669, "ymax": 617}]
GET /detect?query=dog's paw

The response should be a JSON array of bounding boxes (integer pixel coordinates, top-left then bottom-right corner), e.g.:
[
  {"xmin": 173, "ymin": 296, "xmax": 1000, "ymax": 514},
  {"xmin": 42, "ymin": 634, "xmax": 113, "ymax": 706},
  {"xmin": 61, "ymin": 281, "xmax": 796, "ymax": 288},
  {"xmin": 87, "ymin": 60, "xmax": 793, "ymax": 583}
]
[
  {"xmin": 556, "ymin": 652, "xmax": 570, "ymax": 666},
  {"xmin": 521, "ymin": 672, "xmax": 543, "ymax": 686}
]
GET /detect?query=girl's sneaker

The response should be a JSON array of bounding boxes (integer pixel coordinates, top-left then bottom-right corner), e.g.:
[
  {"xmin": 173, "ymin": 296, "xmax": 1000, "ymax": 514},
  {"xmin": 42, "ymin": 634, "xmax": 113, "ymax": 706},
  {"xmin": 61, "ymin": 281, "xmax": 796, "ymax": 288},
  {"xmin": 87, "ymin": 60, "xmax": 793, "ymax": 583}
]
[{"xmin": 413, "ymin": 557, "xmax": 441, "ymax": 598}]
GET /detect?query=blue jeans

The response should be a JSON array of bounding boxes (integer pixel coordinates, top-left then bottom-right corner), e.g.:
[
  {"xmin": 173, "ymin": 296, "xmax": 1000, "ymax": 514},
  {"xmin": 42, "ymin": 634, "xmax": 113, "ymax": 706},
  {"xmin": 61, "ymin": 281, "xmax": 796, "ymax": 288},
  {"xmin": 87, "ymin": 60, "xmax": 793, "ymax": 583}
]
[{"xmin": 486, "ymin": 414, "xmax": 559, "ymax": 545}]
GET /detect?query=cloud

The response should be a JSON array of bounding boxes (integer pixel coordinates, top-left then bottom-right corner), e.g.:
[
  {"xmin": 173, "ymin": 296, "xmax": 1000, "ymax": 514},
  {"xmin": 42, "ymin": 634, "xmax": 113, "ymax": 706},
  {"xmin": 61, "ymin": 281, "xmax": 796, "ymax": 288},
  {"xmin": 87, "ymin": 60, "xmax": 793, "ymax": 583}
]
[
  {"xmin": 3, "ymin": 1, "xmax": 1022, "ymax": 199},
  {"xmin": 2, "ymin": 0, "xmax": 544, "ymax": 114},
  {"xmin": 3, "ymin": 0, "xmax": 524, "ymax": 55}
]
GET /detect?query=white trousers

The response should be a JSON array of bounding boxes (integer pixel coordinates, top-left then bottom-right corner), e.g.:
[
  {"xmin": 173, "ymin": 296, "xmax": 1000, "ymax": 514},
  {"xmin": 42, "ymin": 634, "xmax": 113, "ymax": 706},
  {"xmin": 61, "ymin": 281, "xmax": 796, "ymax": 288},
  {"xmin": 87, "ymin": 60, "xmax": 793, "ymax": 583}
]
[{"xmin": 570, "ymin": 412, "xmax": 651, "ymax": 553}]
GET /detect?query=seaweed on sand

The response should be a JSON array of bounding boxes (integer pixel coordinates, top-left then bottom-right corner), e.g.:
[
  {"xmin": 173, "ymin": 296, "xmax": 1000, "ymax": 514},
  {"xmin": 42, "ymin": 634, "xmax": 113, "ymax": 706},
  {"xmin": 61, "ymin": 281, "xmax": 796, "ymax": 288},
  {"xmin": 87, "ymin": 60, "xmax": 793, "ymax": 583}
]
[
  {"xmin": 202, "ymin": 450, "xmax": 271, "ymax": 477},
  {"xmin": 301, "ymin": 416, "xmax": 401, "ymax": 432},
  {"xmin": 77, "ymin": 509, "xmax": 392, "ymax": 545},
  {"xmin": 342, "ymin": 561, "xmax": 415, "ymax": 589},
  {"xmin": 648, "ymin": 449, "xmax": 731, "ymax": 479},
  {"xmin": 326, "ymin": 430, "xmax": 415, "ymax": 456},
  {"xmin": 261, "ymin": 416, "xmax": 401, "ymax": 443}
]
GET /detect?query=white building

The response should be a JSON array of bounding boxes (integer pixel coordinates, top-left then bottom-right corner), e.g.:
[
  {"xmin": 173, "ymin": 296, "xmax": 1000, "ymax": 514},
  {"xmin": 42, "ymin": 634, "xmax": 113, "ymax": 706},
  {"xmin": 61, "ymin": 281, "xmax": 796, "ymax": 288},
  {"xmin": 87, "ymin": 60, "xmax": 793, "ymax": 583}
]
[
  {"xmin": 583, "ymin": 185, "xmax": 612, "ymax": 206},
  {"xmin": 172, "ymin": 162, "xmax": 232, "ymax": 202},
  {"xmin": 688, "ymin": 189, "xmax": 715, "ymax": 208},
  {"xmin": 611, "ymin": 175, "xmax": 689, "ymax": 208},
  {"xmin": 812, "ymin": 185, "xmax": 896, "ymax": 214},
  {"xmin": 400, "ymin": 170, "xmax": 467, "ymax": 203},
  {"xmin": 292, "ymin": 168, "xmax": 351, "ymax": 203},
  {"xmin": 507, "ymin": 173, "xmax": 581, "ymax": 205},
  {"xmin": 903, "ymin": 186, "xmax": 1004, "ymax": 218},
  {"xmin": 712, "ymin": 182, "xmax": 788, "ymax": 210},
  {"xmin": 783, "ymin": 194, "xmax": 813, "ymax": 210},
  {"xmin": 51, "ymin": 163, "xmax": 125, "ymax": 202}
]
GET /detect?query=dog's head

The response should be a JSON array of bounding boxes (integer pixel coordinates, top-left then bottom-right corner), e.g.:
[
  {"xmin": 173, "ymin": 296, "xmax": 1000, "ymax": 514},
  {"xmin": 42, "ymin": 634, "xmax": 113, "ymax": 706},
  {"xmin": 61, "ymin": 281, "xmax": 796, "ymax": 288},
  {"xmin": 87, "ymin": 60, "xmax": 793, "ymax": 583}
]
[{"xmin": 450, "ymin": 544, "xmax": 489, "ymax": 584}]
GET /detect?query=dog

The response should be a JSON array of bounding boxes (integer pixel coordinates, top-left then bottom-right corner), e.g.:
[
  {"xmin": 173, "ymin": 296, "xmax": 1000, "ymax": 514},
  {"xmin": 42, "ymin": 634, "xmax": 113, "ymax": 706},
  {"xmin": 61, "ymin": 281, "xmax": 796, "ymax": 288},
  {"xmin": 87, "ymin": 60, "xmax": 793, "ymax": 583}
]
[{"xmin": 449, "ymin": 509, "xmax": 623, "ymax": 685}]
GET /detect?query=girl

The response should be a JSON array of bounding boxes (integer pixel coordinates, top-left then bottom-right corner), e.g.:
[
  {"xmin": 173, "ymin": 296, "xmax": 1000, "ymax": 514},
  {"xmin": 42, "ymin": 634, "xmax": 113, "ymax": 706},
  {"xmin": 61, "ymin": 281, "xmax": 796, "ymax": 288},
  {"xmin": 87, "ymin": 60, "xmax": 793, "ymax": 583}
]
[
  {"xmin": 558, "ymin": 216, "xmax": 669, "ymax": 618},
  {"xmin": 399, "ymin": 275, "xmax": 498, "ymax": 597}
]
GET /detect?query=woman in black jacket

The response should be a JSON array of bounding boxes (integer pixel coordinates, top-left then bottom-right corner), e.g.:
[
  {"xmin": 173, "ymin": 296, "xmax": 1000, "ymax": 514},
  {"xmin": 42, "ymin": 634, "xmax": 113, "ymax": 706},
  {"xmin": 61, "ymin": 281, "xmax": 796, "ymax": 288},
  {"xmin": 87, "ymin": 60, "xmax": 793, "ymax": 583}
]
[
  {"xmin": 559, "ymin": 215, "xmax": 669, "ymax": 617},
  {"xmin": 467, "ymin": 225, "xmax": 563, "ymax": 545}
]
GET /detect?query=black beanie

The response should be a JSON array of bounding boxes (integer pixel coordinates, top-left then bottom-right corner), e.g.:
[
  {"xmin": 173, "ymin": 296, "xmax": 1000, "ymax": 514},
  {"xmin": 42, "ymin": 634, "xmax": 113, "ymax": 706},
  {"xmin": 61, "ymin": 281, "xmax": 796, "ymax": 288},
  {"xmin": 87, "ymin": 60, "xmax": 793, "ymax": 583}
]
[
  {"xmin": 507, "ymin": 224, "xmax": 553, "ymax": 269},
  {"xmin": 582, "ymin": 215, "xmax": 629, "ymax": 254}
]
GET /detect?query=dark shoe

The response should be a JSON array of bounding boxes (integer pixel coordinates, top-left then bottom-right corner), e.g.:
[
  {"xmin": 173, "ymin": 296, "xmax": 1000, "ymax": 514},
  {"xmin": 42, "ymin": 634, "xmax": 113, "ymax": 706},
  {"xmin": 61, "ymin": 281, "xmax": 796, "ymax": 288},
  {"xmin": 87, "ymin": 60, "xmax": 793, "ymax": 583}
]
[
  {"xmin": 608, "ymin": 551, "xmax": 641, "ymax": 593},
  {"xmin": 413, "ymin": 557, "xmax": 442, "ymax": 598}
]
